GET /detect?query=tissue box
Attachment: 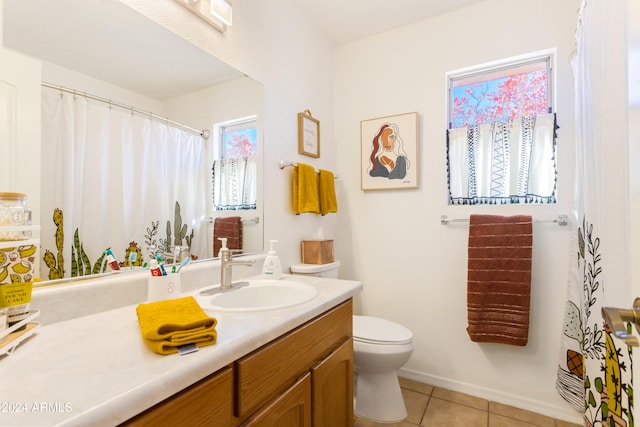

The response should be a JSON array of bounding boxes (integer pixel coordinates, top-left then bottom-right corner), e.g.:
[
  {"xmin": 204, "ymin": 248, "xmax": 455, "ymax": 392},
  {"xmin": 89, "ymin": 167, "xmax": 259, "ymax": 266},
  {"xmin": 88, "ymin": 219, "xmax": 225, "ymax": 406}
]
[{"xmin": 301, "ymin": 240, "xmax": 334, "ymax": 264}]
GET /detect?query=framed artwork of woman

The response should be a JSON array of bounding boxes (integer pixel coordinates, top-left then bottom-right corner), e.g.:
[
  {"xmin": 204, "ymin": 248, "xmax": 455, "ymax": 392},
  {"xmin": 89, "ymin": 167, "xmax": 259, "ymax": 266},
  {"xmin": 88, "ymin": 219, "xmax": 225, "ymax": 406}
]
[{"xmin": 360, "ymin": 112, "xmax": 419, "ymax": 190}]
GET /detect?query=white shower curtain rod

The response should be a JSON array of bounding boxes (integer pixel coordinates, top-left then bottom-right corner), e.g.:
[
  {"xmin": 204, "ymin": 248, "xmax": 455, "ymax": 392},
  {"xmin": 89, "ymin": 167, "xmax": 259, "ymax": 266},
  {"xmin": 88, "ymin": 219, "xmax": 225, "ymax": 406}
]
[{"xmin": 41, "ymin": 82, "xmax": 210, "ymax": 140}]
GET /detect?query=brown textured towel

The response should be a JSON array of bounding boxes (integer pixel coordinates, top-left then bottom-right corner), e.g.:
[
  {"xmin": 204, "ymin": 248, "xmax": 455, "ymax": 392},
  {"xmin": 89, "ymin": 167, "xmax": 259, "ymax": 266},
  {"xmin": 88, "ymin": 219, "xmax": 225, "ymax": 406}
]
[
  {"xmin": 467, "ymin": 214, "xmax": 533, "ymax": 346},
  {"xmin": 213, "ymin": 216, "xmax": 243, "ymax": 255}
]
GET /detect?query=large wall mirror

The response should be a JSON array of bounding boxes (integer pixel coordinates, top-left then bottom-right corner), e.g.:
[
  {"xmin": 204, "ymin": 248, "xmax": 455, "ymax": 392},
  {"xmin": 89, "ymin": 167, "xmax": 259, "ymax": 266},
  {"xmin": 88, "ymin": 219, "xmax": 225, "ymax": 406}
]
[{"xmin": 1, "ymin": 0, "xmax": 264, "ymax": 283}]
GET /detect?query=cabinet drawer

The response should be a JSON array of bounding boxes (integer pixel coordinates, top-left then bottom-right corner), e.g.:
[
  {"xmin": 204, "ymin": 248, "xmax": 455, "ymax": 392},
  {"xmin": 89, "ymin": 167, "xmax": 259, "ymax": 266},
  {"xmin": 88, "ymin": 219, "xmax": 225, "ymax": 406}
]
[
  {"xmin": 235, "ymin": 299, "xmax": 352, "ymax": 420},
  {"xmin": 122, "ymin": 366, "xmax": 233, "ymax": 427}
]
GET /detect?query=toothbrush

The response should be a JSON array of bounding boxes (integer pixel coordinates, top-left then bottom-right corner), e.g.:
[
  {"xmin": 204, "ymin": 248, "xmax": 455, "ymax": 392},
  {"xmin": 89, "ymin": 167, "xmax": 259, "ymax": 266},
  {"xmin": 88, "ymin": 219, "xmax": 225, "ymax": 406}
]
[{"xmin": 176, "ymin": 256, "xmax": 191, "ymax": 273}]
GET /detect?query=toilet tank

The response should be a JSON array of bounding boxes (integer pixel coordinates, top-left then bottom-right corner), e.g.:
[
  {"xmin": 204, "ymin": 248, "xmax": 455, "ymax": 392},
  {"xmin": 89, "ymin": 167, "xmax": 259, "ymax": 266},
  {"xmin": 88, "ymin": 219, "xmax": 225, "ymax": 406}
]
[{"xmin": 290, "ymin": 261, "xmax": 341, "ymax": 278}]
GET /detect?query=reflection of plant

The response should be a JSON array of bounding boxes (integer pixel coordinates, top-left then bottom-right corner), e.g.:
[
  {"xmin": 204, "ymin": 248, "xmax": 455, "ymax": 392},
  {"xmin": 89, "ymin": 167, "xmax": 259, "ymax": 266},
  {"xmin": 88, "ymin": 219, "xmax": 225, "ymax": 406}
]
[
  {"xmin": 71, "ymin": 229, "xmax": 107, "ymax": 276},
  {"xmin": 144, "ymin": 202, "xmax": 194, "ymax": 259},
  {"xmin": 145, "ymin": 220, "xmax": 159, "ymax": 258},
  {"xmin": 164, "ymin": 202, "xmax": 194, "ymax": 253}
]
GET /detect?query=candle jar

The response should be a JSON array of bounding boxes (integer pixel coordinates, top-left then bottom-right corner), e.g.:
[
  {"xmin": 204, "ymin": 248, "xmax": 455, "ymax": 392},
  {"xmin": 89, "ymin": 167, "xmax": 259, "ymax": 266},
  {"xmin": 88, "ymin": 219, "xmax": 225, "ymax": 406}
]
[{"xmin": 0, "ymin": 192, "xmax": 32, "ymax": 241}]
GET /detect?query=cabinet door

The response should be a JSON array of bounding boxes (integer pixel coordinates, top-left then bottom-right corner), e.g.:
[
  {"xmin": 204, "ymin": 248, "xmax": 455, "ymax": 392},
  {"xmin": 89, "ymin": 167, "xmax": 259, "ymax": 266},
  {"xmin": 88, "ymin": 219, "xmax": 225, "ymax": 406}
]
[
  {"xmin": 235, "ymin": 300, "xmax": 352, "ymax": 419},
  {"xmin": 242, "ymin": 373, "xmax": 311, "ymax": 427},
  {"xmin": 122, "ymin": 366, "xmax": 233, "ymax": 427},
  {"xmin": 312, "ymin": 338, "xmax": 354, "ymax": 427}
]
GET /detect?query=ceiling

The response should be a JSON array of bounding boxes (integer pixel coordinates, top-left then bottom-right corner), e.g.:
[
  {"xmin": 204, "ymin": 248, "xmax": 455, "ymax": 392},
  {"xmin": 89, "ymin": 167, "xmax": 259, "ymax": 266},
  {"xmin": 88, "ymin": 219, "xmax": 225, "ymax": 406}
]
[{"xmin": 291, "ymin": 0, "xmax": 488, "ymax": 46}]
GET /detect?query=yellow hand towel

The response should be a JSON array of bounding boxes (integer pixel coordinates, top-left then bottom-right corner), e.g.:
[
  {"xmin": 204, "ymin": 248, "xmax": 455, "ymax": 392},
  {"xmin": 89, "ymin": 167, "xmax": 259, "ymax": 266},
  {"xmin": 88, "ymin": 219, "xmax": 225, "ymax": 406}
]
[
  {"xmin": 136, "ymin": 296, "xmax": 217, "ymax": 355},
  {"xmin": 318, "ymin": 169, "xmax": 338, "ymax": 215},
  {"xmin": 292, "ymin": 163, "xmax": 320, "ymax": 214}
]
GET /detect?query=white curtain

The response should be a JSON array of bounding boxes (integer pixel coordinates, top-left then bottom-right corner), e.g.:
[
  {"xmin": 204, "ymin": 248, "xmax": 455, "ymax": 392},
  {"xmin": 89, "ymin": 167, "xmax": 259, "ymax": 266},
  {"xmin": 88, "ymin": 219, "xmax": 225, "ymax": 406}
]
[
  {"xmin": 555, "ymin": 1, "xmax": 632, "ymax": 424},
  {"xmin": 40, "ymin": 87, "xmax": 207, "ymax": 278},
  {"xmin": 212, "ymin": 157, "xmax": 257, "ymax": 210},
  {"xmin": 447, "ymin": 113, "xmax": 557, "ymax": 205}
]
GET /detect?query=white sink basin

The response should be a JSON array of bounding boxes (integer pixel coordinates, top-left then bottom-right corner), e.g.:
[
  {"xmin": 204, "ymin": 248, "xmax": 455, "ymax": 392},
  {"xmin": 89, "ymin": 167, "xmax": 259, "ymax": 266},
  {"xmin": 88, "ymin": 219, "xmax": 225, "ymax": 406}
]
[{"xmin": 197, "ymin": 279, "xmax": 318, "ymax": 311}]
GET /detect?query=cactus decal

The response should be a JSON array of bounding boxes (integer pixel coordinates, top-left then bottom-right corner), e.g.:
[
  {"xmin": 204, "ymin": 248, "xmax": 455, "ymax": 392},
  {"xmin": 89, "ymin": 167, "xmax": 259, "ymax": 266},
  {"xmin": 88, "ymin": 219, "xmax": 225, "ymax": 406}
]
[
  {"xmin": 43, "ymin": 208, "xmax": 65, "ymax": 280},
  {"xmin": 42, "ymin": 201, "xmax": 195, "ymax": 279},
  {"xmin": 157, "ymin": 202, "xmax": 194, "ymax": 256},
  {"xmin": 121, "ymin": 242, "xmax": 143, "ymax": 268},
  {"xmin": 557, "ymin": 217, "xmax": 633, "ymax": 427},
  {"xmin": 145, "ymin": 220, "xmax": 160, "ymax": 259}
]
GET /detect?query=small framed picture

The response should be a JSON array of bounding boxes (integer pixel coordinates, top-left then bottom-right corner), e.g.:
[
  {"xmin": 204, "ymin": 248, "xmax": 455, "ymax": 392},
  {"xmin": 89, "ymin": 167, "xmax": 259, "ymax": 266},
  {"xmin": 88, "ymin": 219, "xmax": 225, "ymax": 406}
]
[
  {"xmin": 361, "ymin": 112, "xmax": 419, "ymax": 190},
  {"xmin": 298, "ymin": 110, "xmax": 320, "ymax": 158}
]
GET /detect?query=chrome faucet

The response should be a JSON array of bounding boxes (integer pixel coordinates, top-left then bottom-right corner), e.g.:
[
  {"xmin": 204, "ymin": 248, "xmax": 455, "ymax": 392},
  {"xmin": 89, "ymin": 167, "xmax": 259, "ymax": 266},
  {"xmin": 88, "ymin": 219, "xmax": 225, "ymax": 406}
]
[
  {"xmin": 220, "ymin": 249, "xmax": 254, "ymax": 289},
  {"xmin": 602, "ymin": 297, "xmax": 640, "ymax": 346}
]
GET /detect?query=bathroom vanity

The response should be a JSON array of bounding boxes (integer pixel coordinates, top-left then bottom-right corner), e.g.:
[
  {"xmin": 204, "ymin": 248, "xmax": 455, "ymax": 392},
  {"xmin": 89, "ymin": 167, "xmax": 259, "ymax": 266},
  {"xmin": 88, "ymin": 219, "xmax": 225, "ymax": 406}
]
[
  {"xmin": 124, "ymin": 300, "xmax": 353, "ymax": 426},
  {"xmin": 0, "ymin": 272, "xmax": 361, "ymax": 427}
]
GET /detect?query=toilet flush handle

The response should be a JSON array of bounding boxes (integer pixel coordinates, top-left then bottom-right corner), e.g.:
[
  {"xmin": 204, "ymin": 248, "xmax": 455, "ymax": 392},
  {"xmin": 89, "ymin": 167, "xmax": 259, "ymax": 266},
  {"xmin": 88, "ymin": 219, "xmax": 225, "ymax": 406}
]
[{"xmin": 601, "ymin": 297, "xmax": 640, "ymax": 346}]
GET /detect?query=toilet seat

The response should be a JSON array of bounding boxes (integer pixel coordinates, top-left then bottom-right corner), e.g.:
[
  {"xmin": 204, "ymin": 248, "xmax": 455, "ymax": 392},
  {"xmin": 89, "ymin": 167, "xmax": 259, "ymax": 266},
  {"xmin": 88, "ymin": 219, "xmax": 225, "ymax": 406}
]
[{"xmin": 353, "ymin": 315, "xmax": 413, "ymax": 345}]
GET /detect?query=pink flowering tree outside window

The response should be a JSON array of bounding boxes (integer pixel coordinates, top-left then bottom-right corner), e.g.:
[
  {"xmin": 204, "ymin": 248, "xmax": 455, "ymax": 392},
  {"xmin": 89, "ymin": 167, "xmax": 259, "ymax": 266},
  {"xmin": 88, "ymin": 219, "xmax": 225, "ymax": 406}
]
[
  {"xmin": 450, "ymin": 70, "xmax": 548, "ymax": 129},
  {"xmin": 223, "ymin": 126, "xmax": 257, "ymax": 158}
]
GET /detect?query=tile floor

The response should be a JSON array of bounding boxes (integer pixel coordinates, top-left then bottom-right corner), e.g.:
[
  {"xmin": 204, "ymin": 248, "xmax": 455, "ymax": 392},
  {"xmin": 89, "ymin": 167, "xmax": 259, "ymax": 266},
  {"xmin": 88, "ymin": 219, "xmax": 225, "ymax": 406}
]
[{"xmin": 354, "ymin": 377, "xmax": 582, "ymax": 427}]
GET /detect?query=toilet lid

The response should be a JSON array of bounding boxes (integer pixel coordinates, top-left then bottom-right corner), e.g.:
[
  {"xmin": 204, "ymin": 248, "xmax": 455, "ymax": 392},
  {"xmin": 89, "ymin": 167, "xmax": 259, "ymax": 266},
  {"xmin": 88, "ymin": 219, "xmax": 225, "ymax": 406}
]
[{"xmin": 353, "ymin": 315, "xmax": 413, "ymax": 345}]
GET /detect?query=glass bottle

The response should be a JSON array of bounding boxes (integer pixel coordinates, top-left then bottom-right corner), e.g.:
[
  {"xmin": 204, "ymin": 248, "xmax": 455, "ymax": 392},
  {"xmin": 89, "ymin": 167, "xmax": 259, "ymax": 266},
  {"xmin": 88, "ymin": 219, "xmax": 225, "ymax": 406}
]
[{"xmin": 0, "ymin": 192, "xmax": 32, "ymax": 241}]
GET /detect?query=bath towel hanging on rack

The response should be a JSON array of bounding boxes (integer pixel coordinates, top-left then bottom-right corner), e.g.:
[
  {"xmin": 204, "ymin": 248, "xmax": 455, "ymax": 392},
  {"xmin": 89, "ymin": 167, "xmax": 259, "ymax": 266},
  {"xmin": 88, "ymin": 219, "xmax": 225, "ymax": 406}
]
[
  {"xmin": 318, "ymin": 169, "xmax": 338, "ymax": 215},
  {"xmin": 292, "ymin": 162, "xmax": 320, "ymax": 214},
  {"xmin": 285, "ymin": 161, "xmax": 338, "ymax": 215},
  {"xmin": 466, "ymin": 214, "xmax": 533, "ymax": 346}
]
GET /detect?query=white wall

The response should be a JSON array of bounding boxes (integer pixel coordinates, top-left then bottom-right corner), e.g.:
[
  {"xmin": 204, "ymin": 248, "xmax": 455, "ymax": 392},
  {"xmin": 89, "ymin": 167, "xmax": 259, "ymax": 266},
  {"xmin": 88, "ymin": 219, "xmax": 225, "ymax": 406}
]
[{"xmin": 334, "ymin": 0, "xmax": 580, "ymax": 423}]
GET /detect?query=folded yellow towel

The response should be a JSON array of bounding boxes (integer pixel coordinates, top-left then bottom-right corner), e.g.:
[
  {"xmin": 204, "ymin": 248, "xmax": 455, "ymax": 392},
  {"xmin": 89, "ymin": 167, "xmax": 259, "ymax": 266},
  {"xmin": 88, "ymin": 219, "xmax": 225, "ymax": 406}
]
[
  {"xmin": 136, "ymin": 296, "xmax": 217, "ymax": 355},
  {"xmin": 292, "ymin": 163, "xmax": 320, "ymax": 214},
  {"xmin": 318, "ymin": 169, "xmax": 338, "ymax": 215}
]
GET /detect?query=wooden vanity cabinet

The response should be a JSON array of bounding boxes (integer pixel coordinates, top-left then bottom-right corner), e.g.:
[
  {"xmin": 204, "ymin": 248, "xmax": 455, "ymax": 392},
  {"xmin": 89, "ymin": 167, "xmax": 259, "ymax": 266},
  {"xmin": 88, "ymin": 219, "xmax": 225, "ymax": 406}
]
[
  {"xmin": 121, "ymin": 299, "xmax": 353, "ymax": 427},
  {"xmin": 121, "ymin": 365, "xmax": 233, "ymax": 427},
  {"xmin": 235, "ymin": 299, "xmax": 354, "ymax": 426}
]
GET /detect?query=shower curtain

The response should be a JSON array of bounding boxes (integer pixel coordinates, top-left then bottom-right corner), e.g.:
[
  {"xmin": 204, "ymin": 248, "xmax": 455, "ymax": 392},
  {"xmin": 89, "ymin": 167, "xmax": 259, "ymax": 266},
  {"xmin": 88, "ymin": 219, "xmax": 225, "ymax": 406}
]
[
  {"xmin": 40, "ymin": 87, "xmax": 207, "ymax": 278},
  {"xmin": 555, "ymin": 1, "xmax": 633, "ymax": 425}
]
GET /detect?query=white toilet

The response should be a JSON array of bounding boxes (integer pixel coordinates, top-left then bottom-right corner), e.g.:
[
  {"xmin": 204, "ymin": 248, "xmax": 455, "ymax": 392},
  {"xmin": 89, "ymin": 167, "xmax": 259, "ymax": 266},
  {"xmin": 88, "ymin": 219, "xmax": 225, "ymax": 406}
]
[{"xmin": 290, "ymin": 261, "xmax": 415, "ymax": 423}]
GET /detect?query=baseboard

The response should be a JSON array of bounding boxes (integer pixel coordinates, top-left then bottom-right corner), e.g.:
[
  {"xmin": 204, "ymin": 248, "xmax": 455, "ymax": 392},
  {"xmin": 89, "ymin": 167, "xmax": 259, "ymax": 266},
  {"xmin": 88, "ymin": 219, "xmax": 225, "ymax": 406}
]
[{"xmin": 398, "ymin": 367, "xmax": 582, "ymax": 425}]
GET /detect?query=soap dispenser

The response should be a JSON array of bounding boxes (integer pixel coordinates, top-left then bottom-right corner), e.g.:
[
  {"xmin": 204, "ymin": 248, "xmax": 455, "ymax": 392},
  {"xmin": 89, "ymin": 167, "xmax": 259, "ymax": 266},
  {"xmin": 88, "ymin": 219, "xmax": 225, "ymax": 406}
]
[
  {"xmin": 218, "ymin": 237, "xmax": 229, "ymax": 257},
  {"xmin": 262, "ymin": 240, "xmax": 282, "ymax": 279}
]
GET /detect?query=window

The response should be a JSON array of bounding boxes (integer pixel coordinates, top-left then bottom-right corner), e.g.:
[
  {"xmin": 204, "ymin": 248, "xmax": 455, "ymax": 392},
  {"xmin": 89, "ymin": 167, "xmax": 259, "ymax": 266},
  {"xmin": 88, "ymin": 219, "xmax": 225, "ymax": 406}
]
[
  {"xmin": 446, "ymin": 50, "xmax": 557, "ymax": 205},
  {"xmin": 211, "ymin": 116, "xmax": 258, "ymax": 211}
]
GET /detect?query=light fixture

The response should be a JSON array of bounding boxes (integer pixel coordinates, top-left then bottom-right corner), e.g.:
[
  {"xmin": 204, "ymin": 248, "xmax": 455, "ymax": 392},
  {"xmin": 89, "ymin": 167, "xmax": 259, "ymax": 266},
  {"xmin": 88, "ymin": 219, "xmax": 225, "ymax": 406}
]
[
  {"xmin": 175, "ymin": 0, "xmax": 232, "ymax": 33},
  {"xmin": 210, "ymin": 0, "xmax": 232, "ymax": 27}
]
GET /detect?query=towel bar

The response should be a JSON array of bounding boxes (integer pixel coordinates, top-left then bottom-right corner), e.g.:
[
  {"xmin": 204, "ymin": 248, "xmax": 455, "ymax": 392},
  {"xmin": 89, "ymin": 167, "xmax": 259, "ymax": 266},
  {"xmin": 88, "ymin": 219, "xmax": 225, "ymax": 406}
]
[
  {"xmin": 204, "ymin": 217, "xmax": 260, "ymax": 224},
  {"xmin": 279, "ymin": 160, "xmax": 339, "ymax": 179},
  {"xmin": 440, "ymin": 214, "xmax": 568, "ymax": 226}
]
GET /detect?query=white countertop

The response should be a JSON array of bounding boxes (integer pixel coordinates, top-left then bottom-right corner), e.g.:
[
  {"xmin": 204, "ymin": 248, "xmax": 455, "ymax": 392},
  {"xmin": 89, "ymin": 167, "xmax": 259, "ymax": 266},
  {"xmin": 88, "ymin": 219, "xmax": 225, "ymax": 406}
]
[{"xmin": 0, "ymin": 274, "xmax": 362, "ymax": 427}]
